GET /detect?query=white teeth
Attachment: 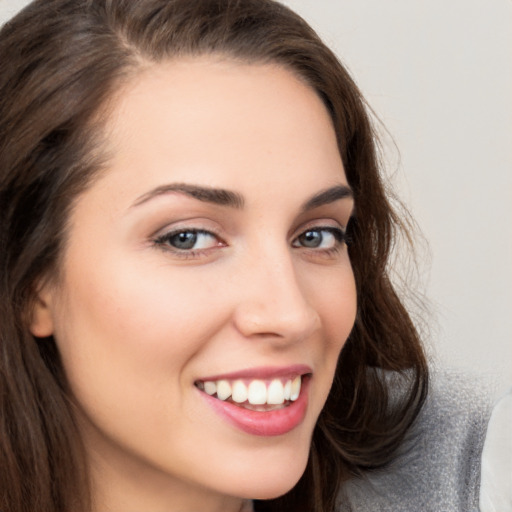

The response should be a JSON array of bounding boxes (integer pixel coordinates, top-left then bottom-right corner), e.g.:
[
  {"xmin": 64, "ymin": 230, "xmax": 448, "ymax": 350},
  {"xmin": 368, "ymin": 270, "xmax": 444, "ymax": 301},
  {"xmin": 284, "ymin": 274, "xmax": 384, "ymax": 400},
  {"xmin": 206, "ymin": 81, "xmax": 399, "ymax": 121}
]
[
  {"xmin": 247, "ymin": 380, "xmax": 267, "ymax": 405},
  {"xmin": 198, "ymin": 375, "xmax": 304, "ymax": 405},
  {"xmin": 267, "ymin": 379, "xmax": 285, "ymax": 405},
  {"xmin": 290, "ymin": 376, "xmax": 301, "ymax": 401},
  {"xmin": 204, "ymin": 381, "xmax": 217, "ymax": 396},
  {"xmin": 232, "ymin": 380, "xmax": 248, "ymax": 403},
  {"xmin": 283, "ymin": 380, "xmax": 292, "ymax": 400},
  {"xmin": 216, "ymin": 380, "xmax": 232, "ymax": 401}
]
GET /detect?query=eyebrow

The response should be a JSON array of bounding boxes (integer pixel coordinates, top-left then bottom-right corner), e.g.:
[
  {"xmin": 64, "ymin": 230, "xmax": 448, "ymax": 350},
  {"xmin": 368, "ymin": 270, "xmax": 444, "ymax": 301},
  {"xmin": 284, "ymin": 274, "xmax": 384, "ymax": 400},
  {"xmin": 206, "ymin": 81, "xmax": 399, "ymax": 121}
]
[
  {"xmin": 132, "ymin": 183, "xmax": 245, "ymax": 209},
  {"xmin": 131, "ymin": 182, "xmax": 352, "ymax": 211},
  {"xmin": 300, "ymin": 184, "xmax": 353, "ymax": 212}
]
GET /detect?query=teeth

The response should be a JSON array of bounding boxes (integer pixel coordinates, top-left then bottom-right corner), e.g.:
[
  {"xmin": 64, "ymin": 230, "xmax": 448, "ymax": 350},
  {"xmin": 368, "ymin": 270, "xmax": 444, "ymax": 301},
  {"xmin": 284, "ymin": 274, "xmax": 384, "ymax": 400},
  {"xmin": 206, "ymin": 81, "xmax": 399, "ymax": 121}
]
[
  {"xmin": 204, "ymin": 381, "xmax": 217, "ymax": 396},
  {"xmin": 283, "ymin": 380, "xmax": 292, "ymax": 400},
  {"xmin": 232, "ymin": 380, "xmax": 248, "ymax": 403},
  {"xmin": 247, "ymin": 380, "xmax": 267, "ymax": 405},
  {"xmin": 216, "ymin": 380, "xmax": 232, "ymax": 401},
  {"xmin": 267, "ymin": 379, "xmax": 285, "ymax": 405},
  {"xmin": 198, "ymin": 376, "xmax": 304, "ymax": 405},
  {"xmin": 290, "ymin": 376, "xmax": 301, "ymax": 401}
]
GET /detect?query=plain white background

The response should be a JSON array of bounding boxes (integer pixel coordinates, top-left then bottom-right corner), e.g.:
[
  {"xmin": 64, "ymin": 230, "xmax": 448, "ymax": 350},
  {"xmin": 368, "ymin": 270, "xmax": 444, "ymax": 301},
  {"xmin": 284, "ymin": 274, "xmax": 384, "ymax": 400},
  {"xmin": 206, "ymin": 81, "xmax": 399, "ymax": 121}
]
[{"xmin": 1, "ymin": 0, "xmax": 511, "ymax": 389}]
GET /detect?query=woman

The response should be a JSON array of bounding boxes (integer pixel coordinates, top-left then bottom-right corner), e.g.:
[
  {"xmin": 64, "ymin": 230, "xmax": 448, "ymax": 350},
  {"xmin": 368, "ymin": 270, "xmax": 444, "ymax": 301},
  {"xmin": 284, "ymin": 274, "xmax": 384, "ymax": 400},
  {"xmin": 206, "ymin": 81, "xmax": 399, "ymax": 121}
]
[{"xmin": 0, "ymin": 1, "xmax": 497, "ymax": 511}]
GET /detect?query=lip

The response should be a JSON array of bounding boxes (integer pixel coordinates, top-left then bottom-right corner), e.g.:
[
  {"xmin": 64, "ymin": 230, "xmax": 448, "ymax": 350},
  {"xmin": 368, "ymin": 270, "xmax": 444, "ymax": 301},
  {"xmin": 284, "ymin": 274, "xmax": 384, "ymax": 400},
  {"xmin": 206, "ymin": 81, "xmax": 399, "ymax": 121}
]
[
  {"xmin": 196, "ymin": 366, "xmax": 312, "ymax": 437},
  {"xmin": 197, "ymin": 364, "xmax": 312, "ymax": 382}
]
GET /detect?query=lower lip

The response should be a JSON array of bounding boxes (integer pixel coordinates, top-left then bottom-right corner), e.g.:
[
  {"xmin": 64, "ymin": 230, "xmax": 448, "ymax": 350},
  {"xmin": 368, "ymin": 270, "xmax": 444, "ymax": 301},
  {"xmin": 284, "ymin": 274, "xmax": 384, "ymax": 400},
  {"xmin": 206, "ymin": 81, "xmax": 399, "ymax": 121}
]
[{"xmin": 199, "ymin": 377, "xmax": 310, "ymax": 437}]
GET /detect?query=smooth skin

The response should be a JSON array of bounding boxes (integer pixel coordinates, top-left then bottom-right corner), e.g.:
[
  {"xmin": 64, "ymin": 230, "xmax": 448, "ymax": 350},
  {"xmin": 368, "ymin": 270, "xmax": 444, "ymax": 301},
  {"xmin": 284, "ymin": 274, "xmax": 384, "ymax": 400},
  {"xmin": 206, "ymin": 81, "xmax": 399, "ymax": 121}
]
[{"xmin": 30, "ymin": 58, "xmax": 357, "ymax": 512}]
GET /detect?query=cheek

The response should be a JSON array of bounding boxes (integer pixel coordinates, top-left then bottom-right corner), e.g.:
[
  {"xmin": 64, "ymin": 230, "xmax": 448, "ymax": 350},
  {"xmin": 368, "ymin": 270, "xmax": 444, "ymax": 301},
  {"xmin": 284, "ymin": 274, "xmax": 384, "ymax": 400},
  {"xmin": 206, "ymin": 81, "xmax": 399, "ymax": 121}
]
[
  {"xmin": 49, "ymin": 253, "xmax": 239, "ymax": 473},
  {"xmin": 60, "ymin": 250, "xmax": 219, "ymax": 345},
  {"xmin": 300, "ymin": 260, "xmax": 357, "ymax": 404},
  {"xmin": 51, "ymin": 250, "xmax": 229, "ymax": 413},
  {"xmin": 309, "ymin": 261, "xmax": 357, "ymax": 350}
]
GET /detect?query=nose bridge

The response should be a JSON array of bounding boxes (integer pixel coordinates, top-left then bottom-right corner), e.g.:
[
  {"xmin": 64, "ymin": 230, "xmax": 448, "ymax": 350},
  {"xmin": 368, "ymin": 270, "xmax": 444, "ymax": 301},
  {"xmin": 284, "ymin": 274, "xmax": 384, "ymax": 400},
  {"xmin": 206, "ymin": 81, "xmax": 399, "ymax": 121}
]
[{"xmin": 233, "ymin": 239, "xmax": 320, "ymax": 341}]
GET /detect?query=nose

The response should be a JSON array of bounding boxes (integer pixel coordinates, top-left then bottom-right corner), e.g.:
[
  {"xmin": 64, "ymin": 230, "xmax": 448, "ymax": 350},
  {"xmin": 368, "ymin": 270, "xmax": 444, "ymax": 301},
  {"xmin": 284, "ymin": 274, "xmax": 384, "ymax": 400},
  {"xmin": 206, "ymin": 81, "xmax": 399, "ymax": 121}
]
[{"xmin": 232, "ymin": 248, "xmax": 320, "ymax": 343}]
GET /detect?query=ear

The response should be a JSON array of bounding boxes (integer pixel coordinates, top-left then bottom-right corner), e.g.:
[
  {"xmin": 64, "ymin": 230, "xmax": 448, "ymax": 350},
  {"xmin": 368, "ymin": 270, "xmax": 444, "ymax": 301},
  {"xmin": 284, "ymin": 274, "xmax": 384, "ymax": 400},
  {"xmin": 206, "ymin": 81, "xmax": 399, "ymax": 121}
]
[{"xmin": 29, "ymin": 284, "xmax": 55, "ymax": 338}]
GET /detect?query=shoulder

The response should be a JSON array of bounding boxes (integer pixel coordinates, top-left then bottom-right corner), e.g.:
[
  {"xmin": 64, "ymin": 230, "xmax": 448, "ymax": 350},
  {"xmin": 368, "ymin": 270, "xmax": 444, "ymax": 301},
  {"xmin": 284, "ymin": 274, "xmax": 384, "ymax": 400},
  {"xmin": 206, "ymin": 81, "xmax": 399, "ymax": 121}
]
[
  {"xmin": 338, "ymin": 368, "xmax": 498, "ymax": 512},
  {"xmin": 479, "ymin": 387, "xmax": 512, "ymax": 512}
]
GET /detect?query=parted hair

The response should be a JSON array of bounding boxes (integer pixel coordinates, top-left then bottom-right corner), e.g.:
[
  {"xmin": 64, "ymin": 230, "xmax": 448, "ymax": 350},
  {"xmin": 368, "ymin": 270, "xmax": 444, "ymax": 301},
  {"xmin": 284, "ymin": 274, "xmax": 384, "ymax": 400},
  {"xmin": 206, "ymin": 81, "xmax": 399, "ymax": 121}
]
[{"xmin": 0, "ymin": 1, "xmax": 428, "ymax": 511}]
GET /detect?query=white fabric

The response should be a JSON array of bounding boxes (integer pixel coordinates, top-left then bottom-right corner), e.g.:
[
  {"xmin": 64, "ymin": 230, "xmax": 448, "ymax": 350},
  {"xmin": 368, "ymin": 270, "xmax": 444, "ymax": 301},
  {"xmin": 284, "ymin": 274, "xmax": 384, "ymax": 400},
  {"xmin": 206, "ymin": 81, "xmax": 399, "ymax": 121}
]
[{"xmin": 479, "ymin": 388, "xmax": 512, "ymax": 512}]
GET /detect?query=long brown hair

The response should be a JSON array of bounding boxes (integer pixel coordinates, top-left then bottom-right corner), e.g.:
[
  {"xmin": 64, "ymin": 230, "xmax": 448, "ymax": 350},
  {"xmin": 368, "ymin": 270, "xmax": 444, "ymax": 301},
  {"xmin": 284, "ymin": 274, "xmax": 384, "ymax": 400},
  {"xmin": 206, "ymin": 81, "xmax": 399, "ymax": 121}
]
[{"xmin": 0, "ymin": 1, "xmax": 428, "ymax": 511}]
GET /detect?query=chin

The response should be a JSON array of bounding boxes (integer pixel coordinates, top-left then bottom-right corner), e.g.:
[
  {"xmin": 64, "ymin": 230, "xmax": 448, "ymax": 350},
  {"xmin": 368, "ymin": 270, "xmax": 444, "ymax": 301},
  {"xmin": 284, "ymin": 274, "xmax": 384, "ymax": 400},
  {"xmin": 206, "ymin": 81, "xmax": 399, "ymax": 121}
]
[
  {"xmin": 242, "ymin": 477, "xmax": 305, "ymax": 502},
  {"xmin": 224, "ymin": 444, "xmax": 310, "ymax": 501},
  {"xmin": 248, "ymin": 477, "xmax": 303, "ymax": 501}
]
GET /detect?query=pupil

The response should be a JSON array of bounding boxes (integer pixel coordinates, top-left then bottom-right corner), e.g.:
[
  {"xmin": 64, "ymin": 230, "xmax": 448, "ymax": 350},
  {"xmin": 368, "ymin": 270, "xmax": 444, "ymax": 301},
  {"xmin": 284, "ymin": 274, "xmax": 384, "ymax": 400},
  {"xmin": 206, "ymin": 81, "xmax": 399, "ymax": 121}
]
[
  {"xmin": 172, "ymin": 232, "xmax": 197, "ymax": 250},
  {"xmin": 301, "ymin": 230, "xmax": 322, "ymax": 248}
]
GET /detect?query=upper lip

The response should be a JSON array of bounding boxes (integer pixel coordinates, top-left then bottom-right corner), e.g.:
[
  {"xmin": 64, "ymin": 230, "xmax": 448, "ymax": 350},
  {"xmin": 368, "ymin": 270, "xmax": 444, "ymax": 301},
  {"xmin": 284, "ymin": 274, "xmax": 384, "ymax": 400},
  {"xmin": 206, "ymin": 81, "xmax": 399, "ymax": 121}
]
[{"xmin": 197, "ymin": 364, "xmax": 312, "ymax": 382}]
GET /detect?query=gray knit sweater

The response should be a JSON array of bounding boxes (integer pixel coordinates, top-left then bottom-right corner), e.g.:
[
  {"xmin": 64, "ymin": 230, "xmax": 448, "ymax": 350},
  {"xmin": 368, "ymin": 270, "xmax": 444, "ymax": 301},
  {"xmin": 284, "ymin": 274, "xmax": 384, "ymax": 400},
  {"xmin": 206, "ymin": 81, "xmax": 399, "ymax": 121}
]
[{"xmin": 337, "ymin": 369, "xmax": 497, "ymax": 512}]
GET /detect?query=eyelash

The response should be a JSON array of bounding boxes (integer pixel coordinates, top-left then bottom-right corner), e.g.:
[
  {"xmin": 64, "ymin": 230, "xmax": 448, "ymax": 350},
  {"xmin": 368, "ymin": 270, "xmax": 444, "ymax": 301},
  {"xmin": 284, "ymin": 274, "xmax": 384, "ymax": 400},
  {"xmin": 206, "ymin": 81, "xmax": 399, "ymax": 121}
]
[
  {"xmin": 153, "ymin": 229, "xmax": 223, "ymax": 259},
  {"xmin": 153, "ymin": 225, "xmax": 350, "ymax": 259},
  {"xmin": 291, "ymin": 226, "xmax": 349, "ymax": 255}
]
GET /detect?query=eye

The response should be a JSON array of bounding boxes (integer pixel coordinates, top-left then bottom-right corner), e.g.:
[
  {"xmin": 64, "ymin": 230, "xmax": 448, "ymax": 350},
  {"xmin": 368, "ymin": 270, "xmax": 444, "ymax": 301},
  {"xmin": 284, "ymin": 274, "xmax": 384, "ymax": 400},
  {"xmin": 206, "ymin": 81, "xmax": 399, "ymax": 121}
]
[
  {"xmin": 292, "ymin": 227, "xmax": 346, "ymax": 250},
  {"xmin": 154, "ymin": 229, "xmax": 221, "ymax": 251}
]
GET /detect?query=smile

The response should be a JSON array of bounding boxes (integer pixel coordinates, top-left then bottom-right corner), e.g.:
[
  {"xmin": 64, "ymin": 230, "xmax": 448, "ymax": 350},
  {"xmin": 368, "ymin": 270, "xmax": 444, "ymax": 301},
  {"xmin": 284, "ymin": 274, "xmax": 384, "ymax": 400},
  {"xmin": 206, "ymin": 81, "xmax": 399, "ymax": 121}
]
[
  {"xmin": 195, "ymin": 366, "xmax": 311, "ymax": 436},
  {"xmin": 195, "ymin": 376, "xmax": 302, "ymax": 410}
]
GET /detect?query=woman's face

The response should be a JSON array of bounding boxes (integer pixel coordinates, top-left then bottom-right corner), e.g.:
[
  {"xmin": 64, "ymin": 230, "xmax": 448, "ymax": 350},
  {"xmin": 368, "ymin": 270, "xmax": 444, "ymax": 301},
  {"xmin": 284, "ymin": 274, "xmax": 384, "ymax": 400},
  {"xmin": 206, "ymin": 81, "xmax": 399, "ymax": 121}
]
[{"xmin": 31, "ymin": 58, "xmax": 356, "ymax": 512}]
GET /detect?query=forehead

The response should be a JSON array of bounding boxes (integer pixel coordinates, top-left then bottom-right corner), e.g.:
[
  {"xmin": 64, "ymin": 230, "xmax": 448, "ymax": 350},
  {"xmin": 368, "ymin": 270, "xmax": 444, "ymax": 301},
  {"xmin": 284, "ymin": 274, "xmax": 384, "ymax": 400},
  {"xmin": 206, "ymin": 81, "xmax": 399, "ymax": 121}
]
[{"xmin": 98, "ymin": 57, "xmax": 346, "ymax": 204}]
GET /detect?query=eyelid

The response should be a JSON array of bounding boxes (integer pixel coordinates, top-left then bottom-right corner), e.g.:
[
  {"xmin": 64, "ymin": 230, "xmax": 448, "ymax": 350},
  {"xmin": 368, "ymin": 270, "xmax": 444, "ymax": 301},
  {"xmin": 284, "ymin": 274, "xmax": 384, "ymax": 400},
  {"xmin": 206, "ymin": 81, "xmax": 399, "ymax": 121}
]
[
  {"xmin": 291, "ymin": 226, "xmax": 346, "ymax": 245},
  {"xmin": 151, "ymin": 217, "xmax": 223, "ymax": 240},
  {"xmin": 291, "ymin": 218, "xmax": 347, "ymax": 238},
  {"xmin": 151, "ymin": 223, "xmax": 227, "ymax": 259}
]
